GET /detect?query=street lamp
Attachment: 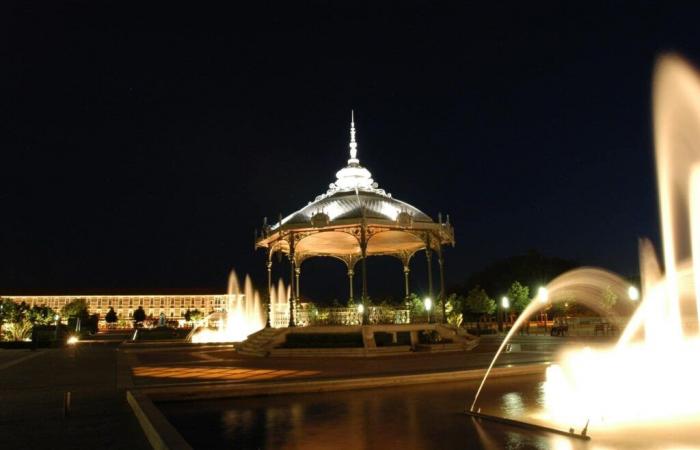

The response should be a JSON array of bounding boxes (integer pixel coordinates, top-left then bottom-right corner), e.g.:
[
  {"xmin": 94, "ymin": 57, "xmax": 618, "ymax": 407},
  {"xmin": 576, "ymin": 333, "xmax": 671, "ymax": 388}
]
[
  {"xmin": 501, "ymin": 296, "xmax": 510, "ymax": 309},
  {"xmin": 537, "ymin": 287, "xmax": 549, "ymax": 334},
  {"xmin": 501, "ymin": 296, "xmax": 510, "ymax": 326},
  {"xmin": 628, "ymin": 285, "xmax": 640, "ymax": 301},
  {"xmin": 54, "ymin": 314, "xmax": 60, "ymax": 341},
  {"xmin": 424, "ymin": 297, "xmax": 432, "ymax": 323},
  {"xmin": 357, "ymin": 303, "xmax": 364, "ymax": 325}
]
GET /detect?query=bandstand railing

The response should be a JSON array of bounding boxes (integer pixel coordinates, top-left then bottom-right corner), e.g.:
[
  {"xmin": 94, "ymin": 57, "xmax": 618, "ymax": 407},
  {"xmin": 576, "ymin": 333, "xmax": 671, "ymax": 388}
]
[{"xmin": 270, "ymin": 306, "xmax": 412, "ymax": 327}]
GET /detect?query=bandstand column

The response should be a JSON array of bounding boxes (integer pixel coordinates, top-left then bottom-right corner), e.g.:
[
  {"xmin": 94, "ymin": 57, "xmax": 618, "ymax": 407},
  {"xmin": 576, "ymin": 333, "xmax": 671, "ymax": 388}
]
[
  {"xmin": 360, "ymin": 226, "xmax": 369, "ymax": 323},
  {"xmin": 266, "ymin": 258, "xmax": 272, "ymax": 328},
  {"xmin": 288, "ymin": 233, "xmax": 296, "ymax": 327},
  {"xmin": 425, "ymin": 246, "xmax": 434, "ymax": 301},
  {"xmin": 347, "ymin": 268, "xmax": 355, "ymax": 303},
  {"xmin": 437, "ymin": 245, "xmax": 446, "ymax": 323},
  {"xmin": 295, "ymin": 266, "xmax": 300, "ymax": 300},
  {"xmin": 403, "ymin": 265, "xmax": 411, "ymax": 299}
]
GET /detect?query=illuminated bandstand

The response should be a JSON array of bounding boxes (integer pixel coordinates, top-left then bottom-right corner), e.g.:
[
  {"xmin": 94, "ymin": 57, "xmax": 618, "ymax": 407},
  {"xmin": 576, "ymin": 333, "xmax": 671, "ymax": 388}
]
[{"xmin": 255, "ymin": 113, "xmax": 455, "ymax": 326}]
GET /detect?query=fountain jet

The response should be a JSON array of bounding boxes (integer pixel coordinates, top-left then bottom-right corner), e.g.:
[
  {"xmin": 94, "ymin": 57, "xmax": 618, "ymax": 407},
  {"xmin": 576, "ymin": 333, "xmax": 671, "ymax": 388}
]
[{"xmin": 472, "ymin": 55, "xmax": 700, "ymax": 430}]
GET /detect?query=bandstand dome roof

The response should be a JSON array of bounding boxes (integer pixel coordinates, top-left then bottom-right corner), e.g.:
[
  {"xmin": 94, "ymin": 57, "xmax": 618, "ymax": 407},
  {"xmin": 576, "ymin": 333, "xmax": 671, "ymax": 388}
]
[
  {"xmin": 256, "ymin": 113, "xmax": 454, "ymax": 264},
  {"xmin": 277, "ymin": 190, "xmax": 433, "ymax": 228}
]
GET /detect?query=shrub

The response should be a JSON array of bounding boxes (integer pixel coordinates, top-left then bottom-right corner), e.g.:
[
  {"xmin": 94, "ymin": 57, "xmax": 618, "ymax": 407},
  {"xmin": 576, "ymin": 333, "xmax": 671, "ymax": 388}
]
[{"xmin": 418, "ymin": 330, "xmax": 453, "ymax": 344}]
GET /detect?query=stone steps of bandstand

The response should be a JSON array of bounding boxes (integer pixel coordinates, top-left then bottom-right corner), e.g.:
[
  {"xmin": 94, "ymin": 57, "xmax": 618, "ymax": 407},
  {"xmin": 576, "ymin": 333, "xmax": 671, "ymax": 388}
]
[{"xmin": 237, "ymin": 328, "xmax": 285, "ymax": 357}]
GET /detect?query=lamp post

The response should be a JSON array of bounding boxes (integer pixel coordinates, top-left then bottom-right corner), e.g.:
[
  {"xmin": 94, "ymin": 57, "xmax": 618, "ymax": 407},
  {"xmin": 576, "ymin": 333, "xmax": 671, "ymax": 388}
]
[
  {"xmin": 501, "ymin": 296, "xmax": 510, "ymax": 331},
  {"xmin": 54, "ymin": 314, "xmax": 60, "ymax": 341},
  {"xmin": 537, "ymin": 287, "xmax": 549, "ymax": 334},
  {"xmin": 424, "ymin": 297, "xmax": 432, "ymax": 323}
]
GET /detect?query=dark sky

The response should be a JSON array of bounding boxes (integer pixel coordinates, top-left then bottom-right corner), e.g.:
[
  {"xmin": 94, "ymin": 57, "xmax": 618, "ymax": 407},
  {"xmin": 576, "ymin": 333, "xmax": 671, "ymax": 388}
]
[{"xmin": 3, "ymin": 2, "xmax": 700, "ymax": 301}]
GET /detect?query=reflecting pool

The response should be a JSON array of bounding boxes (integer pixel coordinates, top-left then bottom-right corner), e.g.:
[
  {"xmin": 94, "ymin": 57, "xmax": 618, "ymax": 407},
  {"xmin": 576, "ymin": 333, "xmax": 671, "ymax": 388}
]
[{"xmin": 158, "ymin": 374, "xmax": 700, "ymax": 449}]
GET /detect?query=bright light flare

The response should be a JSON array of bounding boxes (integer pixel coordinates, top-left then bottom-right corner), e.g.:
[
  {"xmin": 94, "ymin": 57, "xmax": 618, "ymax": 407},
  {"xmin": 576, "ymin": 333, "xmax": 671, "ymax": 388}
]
[
  {"xmin": 537, "ymin": 287, "xmax": 548, "ymax": 303},
  {"xmin": 628, "ymin": 285, "xmax": 640, "ymax": 301},
  {"xmin": 542, "ymin": 339, "xmax": 700, "ymax": 427},
  {"xmin": 66, "ymin": 335, "xmax": 79, "ymax": 345},
  {"xmin": 424, "ymin": 297, "xmax": 432, "ymax": 311},
  {"xmin": 357, "ymin": 303, "xmax": 364, "ymax": 314},
  {"xmin": 501, "ymin": 296, "xmax": 510, "ymax": 309}
]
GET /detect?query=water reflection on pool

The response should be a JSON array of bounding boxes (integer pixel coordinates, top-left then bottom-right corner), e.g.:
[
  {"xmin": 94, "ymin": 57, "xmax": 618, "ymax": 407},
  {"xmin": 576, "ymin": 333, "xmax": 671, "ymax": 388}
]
[{"xmin": 159, "ymin": 374, "xmax": 700, "ymax": 449}]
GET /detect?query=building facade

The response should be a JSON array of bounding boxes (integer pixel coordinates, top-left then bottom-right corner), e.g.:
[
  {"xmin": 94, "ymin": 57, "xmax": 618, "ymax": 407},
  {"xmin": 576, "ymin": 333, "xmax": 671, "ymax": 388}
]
[{"xmin": 1, "ymin": 294, "xmax": 229, "ymax": 323}]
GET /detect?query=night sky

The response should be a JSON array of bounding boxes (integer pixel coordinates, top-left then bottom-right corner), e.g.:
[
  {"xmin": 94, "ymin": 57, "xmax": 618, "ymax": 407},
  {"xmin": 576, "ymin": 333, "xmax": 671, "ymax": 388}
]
[{"xmin": 4, "ymin": 2, "xmax": 700, "ymax": 302}]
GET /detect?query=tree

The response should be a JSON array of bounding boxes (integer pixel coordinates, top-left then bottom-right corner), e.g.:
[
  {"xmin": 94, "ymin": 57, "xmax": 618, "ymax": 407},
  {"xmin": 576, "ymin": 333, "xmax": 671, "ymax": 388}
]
[
  {"xmin": 105, "ymin": 307, "xmax": 118, "ymax": 326},
  {"xmin": 61, "ymin": 298, "xmax": 89, "ymax": 320},
  {"xmin": 508, "ymin": 281, "xmax": 531, "ymax": 314},
  {"xmin": 0, "ymin": 298, "xmax": 18, "ymax": 332},
  {"xmin": 184, "ymin": 308, "xmax": 191, "ymax": 322},
  {"xmin": 0, "ymin": 301, "xmax": 55, "ymax": 341},
  {"xmin": 405, "ymin": 293, "xmax": 425, "ymax": 320},
  {"xmin": 444, "ymin": 293, "xmax": 464, "ymax": 327},
  {"xmin": 188, "ymin": 309, "xmax": 204, "ymax": 322},
  {"xmin": 27, "ymin": 305, "xmax": 56, "ymax": 325},
  {"xmin": 463, "ymin": 286, "xmax": 496, "ymax": 334},
  {"xmin": 133, "ymin": 306, "xmax": 146, "ymax": 325}
]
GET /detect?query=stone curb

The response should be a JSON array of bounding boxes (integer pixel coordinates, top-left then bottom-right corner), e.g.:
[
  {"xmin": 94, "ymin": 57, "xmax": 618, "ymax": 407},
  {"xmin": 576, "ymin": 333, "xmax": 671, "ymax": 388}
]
[{"xmin": 126, "ymin": 389, "xmax": 193, "ymax": 450}]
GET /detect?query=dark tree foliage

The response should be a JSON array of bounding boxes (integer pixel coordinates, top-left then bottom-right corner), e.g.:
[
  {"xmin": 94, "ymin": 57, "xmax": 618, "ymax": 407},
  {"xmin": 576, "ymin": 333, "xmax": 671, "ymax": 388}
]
[
  {"xmin": 61, "ymin": 298, "xmax": 89, "ymax": 319},
  {"xmin": 133, "ymin": 306, "xmax": 146, "ymax": 323},
  {"xmin": 105, "ymin": 307, "xmax": 117, "ymax": 323},
  {"xmin": 455, "ymin": 250, "xmax": 579, "ymax": 299}
]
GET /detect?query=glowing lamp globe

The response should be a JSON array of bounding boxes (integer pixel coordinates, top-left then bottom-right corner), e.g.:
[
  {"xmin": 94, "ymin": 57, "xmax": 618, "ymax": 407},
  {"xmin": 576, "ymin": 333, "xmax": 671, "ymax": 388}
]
[
  {"xmin": 501, "ymin": 296, "xmax": 510, "ymax": 309},
  {"xmin": 628, "ymin": 285, "xmax": 640, "ymax": 301}
]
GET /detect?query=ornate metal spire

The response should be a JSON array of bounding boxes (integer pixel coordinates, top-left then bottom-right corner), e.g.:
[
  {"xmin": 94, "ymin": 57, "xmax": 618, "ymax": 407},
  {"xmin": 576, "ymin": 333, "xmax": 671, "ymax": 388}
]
[{"xmin": 349, "ymin": 110, "xmax": 359, "ymax": 164}]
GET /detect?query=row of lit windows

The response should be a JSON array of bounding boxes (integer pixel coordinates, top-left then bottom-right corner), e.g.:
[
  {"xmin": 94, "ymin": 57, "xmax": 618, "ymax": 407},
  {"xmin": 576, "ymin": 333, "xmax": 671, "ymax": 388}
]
[
  {"xmin": 109, "ymin": 309, "xmax": 190, "ymax": 318},
  {"xmin": 4, "ymin": 296, "xmax": 228, "ymax": 310}
]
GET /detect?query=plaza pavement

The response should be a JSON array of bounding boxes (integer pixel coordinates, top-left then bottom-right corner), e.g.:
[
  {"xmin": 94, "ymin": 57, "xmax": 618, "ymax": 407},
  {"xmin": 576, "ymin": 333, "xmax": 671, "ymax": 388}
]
[
  {"xmin": 125, "ymin": 335, "xmax": 597, "ymax": 389},
  {"xmin": 0, "ymin": 344, "xmax": 150, "ymax": 450}
]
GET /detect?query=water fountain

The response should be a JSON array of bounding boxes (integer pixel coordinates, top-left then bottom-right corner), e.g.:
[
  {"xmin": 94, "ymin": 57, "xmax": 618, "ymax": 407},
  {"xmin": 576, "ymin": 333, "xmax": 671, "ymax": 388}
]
[
  {"xmin": 188, "ymin": 270, "xmax": 287, "ymax": 343},
  {"xmin": 471, "ymin": 55, "xmax": 700, "ymax": 433}
]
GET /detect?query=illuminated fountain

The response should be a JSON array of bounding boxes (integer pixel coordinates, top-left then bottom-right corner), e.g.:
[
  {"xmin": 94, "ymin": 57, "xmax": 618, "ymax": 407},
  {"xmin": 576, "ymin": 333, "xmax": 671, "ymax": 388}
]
[
  {"xmin": 269, "ymin": 278, "xmax": 291, "ymax": 328},
  {"xmin": 189, "ymin": 270, "xmax": 273, "ymax": 343},
  {"xmin": 472, "ymin": 55, "xmax": 700, "ymax": 431}
]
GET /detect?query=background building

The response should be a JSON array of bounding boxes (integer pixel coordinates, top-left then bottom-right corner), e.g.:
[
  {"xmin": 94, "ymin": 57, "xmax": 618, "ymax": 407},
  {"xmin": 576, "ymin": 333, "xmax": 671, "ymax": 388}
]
[{"xmin": 0, "ymin": 294, "xmax": 228, "ymax": 323}]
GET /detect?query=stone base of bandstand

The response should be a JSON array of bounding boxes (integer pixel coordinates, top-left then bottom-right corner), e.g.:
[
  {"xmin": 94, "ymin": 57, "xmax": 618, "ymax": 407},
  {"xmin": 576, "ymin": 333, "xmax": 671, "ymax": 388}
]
[{"xmin": 237, "ymin": 323, "xmax": 479, "ymax": 357}]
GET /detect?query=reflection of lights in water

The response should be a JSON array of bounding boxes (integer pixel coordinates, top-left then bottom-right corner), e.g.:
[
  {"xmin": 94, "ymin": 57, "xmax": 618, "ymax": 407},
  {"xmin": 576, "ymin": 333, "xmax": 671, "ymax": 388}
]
[{"xmin": 501, "ymin": 392, "xmax": 525, "ymax": 417}]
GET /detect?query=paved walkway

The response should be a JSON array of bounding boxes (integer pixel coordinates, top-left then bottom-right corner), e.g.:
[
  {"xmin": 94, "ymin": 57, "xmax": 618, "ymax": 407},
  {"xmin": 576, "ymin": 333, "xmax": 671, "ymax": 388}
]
[
  {"xmin": 0, "ymin": 345, "xmax": 150, "ymax": 450},
  {"xmin": 126, "ymin": 335, "xmax": 588, "ymax": 388}
]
